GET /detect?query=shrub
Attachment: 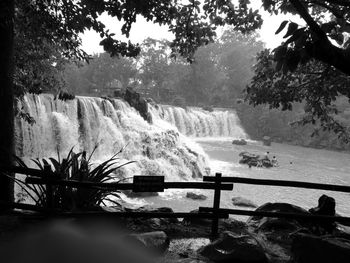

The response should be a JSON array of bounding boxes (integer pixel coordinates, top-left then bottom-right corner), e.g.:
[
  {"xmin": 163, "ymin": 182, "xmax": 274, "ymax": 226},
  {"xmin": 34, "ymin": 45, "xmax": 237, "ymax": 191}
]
[{"xmin": 11, "ymin": 145, "xmax": 134, "ymax": 211}]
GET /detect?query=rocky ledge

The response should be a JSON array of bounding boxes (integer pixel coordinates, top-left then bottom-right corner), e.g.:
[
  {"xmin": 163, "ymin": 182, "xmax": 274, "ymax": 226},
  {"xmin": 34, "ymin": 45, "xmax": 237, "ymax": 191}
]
[{"xmin": 1, "ymin": 195, "xmax": 349, "ymax": 263}]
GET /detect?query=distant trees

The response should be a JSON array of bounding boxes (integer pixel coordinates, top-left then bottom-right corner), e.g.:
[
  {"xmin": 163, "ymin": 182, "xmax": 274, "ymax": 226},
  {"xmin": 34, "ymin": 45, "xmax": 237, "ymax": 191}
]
[
  {"xmin": 65, "ymin": 31, "xmax": 264, "ymax": 107},
  {"xmin": 64, "ymin": 53, "xmax": 137, "ymax": 96}
]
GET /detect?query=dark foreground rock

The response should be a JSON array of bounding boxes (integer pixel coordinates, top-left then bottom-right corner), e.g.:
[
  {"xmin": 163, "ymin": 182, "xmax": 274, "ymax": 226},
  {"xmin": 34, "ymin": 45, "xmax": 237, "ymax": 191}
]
[
  {"xmin": 183, "ymin": 209, "xmax": 213, "ymax": 226},
  {"xmin": 125, "ymin": 231, "xmax": 170, "ymax": 254},
  {"xmin": 291, "ymin": 233, "xmax": 350, "ymax": 263},
  {"xmin": 248, "ymin": 202, "xmax": 312, "ymax": 233},
  {"xmin": 186, "ymin": 192, "xmax": 207, "ymax": 201},
  {"xmin": 232, "ymin": 196, "xmax": 257, "ymax": 208},
  {"xmin": 198, "ymin": 231, "xmax": 269, "ymax": 263}
]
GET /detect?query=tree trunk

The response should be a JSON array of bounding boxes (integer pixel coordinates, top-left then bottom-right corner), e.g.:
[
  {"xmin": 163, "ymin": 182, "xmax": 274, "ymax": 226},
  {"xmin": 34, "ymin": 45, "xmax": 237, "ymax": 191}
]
[{"xmin": 0, "ymin": 0, "xmax": 15, "ymax": 203}]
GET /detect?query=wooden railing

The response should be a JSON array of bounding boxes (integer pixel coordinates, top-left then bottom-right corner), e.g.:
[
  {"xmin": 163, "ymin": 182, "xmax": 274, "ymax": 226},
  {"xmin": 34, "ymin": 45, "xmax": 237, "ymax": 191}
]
[
  {"xmin": 2, "ymin": 166, "xmax": 350, "ymax": 239},
  {"xmin": 200, "ymin": 175, "xmax": 350, "ymax": 238}
]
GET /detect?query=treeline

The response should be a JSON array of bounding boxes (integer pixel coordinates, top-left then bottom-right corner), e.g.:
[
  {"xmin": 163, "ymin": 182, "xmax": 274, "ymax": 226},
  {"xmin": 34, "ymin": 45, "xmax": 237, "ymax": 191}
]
[
  {"xmin": 63, "ymin": 29, "xmax": 263, "ymax": 107},
  {"xmin": 62, "ymin": 29, "xmax": 350, "ymax": 151}
]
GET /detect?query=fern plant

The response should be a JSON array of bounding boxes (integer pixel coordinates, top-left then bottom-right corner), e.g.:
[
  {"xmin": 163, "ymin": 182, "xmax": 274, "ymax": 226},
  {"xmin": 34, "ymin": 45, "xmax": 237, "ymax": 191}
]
[{"xmin": 11, "ymin": 145, "xmax": 134, "ymax": 211}]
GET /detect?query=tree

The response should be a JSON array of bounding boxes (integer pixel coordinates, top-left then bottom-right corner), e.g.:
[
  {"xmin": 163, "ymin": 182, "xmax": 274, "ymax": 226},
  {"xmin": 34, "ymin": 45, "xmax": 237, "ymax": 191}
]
[
  {"xmin": 65, "ymin": 53, "xmax": 137, "ymax": 95},
  {"xmin": 0, "ymin": 0, "xmax": 262, "ymax": 202},
  {"xmin": 263, "ymin": 0, "xmax": 350, "ymax": 76},
  {"xmin": 247, "ymin": 49, "xmax": 350, "ymax": 141},
  {"xmin": 245, "ymin": 0, "xmax": 350, "ymax": 142},
  {"xmin": 138, "ymin": 38, "xmax": 171, "ymax": 101}
]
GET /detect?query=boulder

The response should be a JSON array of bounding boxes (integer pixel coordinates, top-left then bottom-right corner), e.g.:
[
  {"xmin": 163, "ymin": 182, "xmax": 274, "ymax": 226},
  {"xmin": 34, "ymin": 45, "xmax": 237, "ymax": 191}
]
[
  {"xmin": 238, "ymin": 151, "xmax": 274, "ymax": 168},
  {"xmin": 124, "ymin": 88, "xmax": 152, "ymax": 123},
  {"xmin": 125, "ymin": 231, "xmax": 170, "ymax": 254},
  {"xmin": 232, "ymin": 196, "xmax": 257, "ymax": 208},
  {"xmin": 198, "ymin": 231, "xmax": 269, "ymax": 263},
  {"xmin": 247, "ymin": 202, "xmax": 311, "ymax": 230},
  {"xmin": 186, "ymin": 192, "xmax": 207, "ymax": 201},
  {"xmin": 309, "ymin": 194, "xmax": 337, "ymax": 233},
  {"xmin": 291, "ymin": 233, "xmax": 350, "ymax": 263},
  {"xmin": 262, "ymin": 136, "xmax": 271, "ymax": 146},
  {"xmin": 232, "ymin": 139, "xmax": 248, "ymax": 145}
]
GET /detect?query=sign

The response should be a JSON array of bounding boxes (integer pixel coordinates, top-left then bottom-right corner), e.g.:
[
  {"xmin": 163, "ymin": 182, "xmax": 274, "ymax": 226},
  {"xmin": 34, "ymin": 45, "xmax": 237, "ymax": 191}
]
[{"xmin": 133, "ymin": 175, "xmax": 165, "ymax": 192}]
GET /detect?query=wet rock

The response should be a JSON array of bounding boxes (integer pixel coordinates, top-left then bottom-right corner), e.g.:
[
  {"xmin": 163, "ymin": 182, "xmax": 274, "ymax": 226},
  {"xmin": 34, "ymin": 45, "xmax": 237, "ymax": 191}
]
[
  {"xmin": 238, "ymin": 151, "xmax": 274, "ymax": 168},
  {"xmin": 232, "ymin": 139, "xmax": 247, "ymax": 145},
  {"xmin": 124, "ymin": 88, "xmax": 152, "ymax": 123},
  {"xmin": 186, "ymin": 192, "xmax": 207, "ymax": 201},
  {"xmin": 232, "ymin": 196, "xmax": 257, "ymax": 208},
  {"xmin": 125, "ymin": 231, "xmax": 170, "ymax": 254},
  {"xmin": 291, "ymin": 233, "xmax": 350, "ymax": 263},
  {"xmin": 198, "ymin": 231, "xmax": 269, "ymax": 263}
]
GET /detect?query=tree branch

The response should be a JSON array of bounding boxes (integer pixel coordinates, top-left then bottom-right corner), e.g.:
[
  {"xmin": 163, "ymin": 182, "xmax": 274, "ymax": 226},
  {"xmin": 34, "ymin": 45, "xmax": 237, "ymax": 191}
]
[
  {"xmin": 290, "ymin": 0, "xmax": 327, "ymax": 40},
  {"xmin": 308, "ymin": 1, "xmax": 343, "ymax": 18}
]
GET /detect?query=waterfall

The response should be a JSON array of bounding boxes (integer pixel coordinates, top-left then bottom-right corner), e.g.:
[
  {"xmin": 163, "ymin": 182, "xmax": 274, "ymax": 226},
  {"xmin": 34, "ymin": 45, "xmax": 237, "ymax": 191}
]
[
  {"xmin": 150, "ymin": 105, "xmax": 248, "ymax": 138},
  {"xmin": 15, "ymin": 94, "xmax": 248, "ymax": 181}
]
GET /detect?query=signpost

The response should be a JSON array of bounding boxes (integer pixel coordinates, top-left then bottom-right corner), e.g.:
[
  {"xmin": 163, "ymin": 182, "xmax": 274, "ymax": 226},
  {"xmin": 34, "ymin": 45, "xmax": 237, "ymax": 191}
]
[{"xmin": 132, "ymin": 175, "xmax": 165, "ymax": 192}]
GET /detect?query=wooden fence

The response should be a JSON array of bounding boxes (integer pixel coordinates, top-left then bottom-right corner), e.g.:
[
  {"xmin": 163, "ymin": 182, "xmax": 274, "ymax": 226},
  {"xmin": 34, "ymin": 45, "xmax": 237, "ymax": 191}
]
[
  {"xmin": 2, "ymin": 165, "xmax": 350, "ymax": 239},
  {"xmin": 200, "ymin": 174, "xmax": 350, "ymax": 238}
]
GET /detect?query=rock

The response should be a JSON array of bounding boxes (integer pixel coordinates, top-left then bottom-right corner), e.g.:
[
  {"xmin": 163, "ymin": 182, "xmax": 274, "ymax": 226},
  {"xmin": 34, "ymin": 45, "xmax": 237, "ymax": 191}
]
[
  {"xmin": 232, "ymin": 139, "xmax": 247, "ymax": 145},
  {"xmin": 309, "ymin": 194, "xmax": 336, "ymax": 216},
  {"xmin": 238, "ymin": 151, "xmax": 274, "ymax": 168},
  {"xmin": 186, "ymin": 192, "xmax": 207, "ymax": 201},
  {"xmin": 309, "ymin": 194, "xmax": 337, "ymax": 233},
  {"xmin": 291, "ymin": 233, "xmax": 350, "ymax": 263},
  {"xmin": 124, "ymin": 88, "xmax": 152, "ymax": 123},
  {"xmin": 140, "ymin": 207, "xmax": 179, "ymax": 224},
  {"xmin": 125, "ymin": 231, "xmax": 170, "ymax": 254},
  {"xmin": 198, "ymin": 231, "xmax": 269, "ymax": 263},
  {"xmin": 247, "ymin": 202, "xmax": 311, "ymax": 230},
  {"xmin": 262, "ymin": 136, "xmax": 271, "ymax": 146},
  {"xmin": 232, "ymin": 196, "xmax": 257, "ymax": 208},
  {"xmin": 202, "ymin": 106, "xmax": 214, "ymax": 112},
  {"xmin": 182, "ymin": 209, "xmax": 212, "ymax": 226}
]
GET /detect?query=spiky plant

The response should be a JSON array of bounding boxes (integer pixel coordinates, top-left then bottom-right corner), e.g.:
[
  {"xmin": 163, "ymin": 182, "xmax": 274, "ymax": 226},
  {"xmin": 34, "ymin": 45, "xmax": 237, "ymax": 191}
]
[{"xmin": 11, "ymin": 145, "xmax": 134, "ymax": 211}]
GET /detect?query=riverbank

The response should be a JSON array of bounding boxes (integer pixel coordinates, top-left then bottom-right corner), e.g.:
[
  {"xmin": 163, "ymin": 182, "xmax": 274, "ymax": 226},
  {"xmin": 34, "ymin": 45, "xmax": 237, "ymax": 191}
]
[{"xmin": 2, "ymin": 201, "xmax": 350, "ymax": 263}]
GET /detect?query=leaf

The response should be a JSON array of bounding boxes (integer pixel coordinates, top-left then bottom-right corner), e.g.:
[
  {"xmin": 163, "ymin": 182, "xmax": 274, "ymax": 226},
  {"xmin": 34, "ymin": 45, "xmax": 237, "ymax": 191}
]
[
  {"xmin": 275, "ymin": 20, "xmax": 288, "ymax": 35},
  {"xmin": 274, "ymin": 46, "xmax": 287, "ymax": 61},
  {"xmin": 283, "ymin": 22, "xmax": 298, "ymax": 38},
  {"xmin": 284, "ymin": 28, "xmax": 306, "ymax": 46},
  {"xmin": 320, "ymin": 21, "xmax": 337, "ymax": 33},
  {"xmin": 285, "ymin": 50, "xmax": 300, "ymax": 72},
  {"xmin": 330, "ymin": 32, "xmax": 344, "ymax": 45}
]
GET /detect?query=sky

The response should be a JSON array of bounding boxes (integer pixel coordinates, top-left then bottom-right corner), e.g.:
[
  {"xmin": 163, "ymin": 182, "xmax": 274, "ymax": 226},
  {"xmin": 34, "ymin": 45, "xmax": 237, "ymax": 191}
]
[{"xmin": 81, "ymin": 2, "xmax": 303, "ymax": 55}]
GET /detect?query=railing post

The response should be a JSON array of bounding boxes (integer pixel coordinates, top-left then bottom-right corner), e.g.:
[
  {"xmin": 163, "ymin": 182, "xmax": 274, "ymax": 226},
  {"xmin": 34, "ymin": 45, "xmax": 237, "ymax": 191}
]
[
  {"xmin": 211, "ymin": 172, "xmax": 222, "ymax": 240},
  {"xmin": 44, "ymin": 164, "xmax": 53, "ymax": 210}
]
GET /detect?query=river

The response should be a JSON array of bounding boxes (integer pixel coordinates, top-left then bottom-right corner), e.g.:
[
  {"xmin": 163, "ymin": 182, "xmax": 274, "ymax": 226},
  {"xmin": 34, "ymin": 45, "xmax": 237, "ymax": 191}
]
[{"xmin": 144, "ymin": 138, "xmax": 350, "ymax": 217}]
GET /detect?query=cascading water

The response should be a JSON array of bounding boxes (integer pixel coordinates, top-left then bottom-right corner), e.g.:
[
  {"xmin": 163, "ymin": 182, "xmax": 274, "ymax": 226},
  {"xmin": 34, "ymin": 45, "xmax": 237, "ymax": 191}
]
[
  {"xmin": 151, "ymin": 105, "xmax": 247, "ymax": 138},
  {"xmin": 15, "ymin": 94, "xmax": 248, "ymax": 182}
]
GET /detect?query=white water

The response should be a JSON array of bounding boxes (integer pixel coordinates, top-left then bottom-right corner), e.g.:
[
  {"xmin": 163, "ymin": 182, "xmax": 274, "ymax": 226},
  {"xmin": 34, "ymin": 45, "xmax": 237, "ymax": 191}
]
[{"xmin": 15, "ymin": 94, "xmax": 246, "ymax": 183}]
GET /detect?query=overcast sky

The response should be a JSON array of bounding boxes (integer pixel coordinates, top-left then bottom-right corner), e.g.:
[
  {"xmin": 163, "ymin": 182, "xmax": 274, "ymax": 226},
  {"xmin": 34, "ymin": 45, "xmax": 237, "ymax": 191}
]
[{"xmin": 81, "ymin": 2, "xmax": 303, "ymax": 55}]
